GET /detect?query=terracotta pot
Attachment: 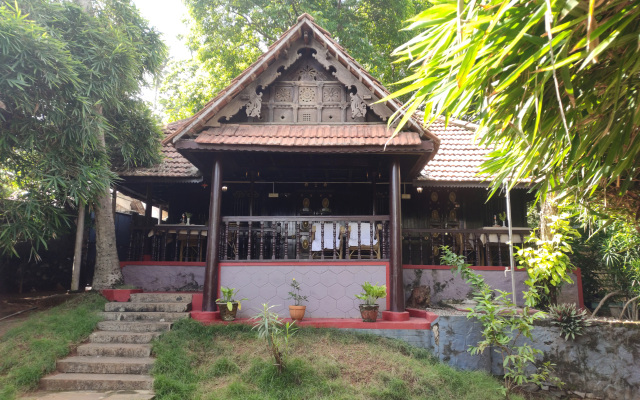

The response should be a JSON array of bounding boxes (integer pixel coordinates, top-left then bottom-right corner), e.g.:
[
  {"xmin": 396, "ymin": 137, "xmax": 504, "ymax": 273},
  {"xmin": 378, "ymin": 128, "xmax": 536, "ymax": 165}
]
[
  {"xmin": 289, "ymin": 305, "xmax": 306, "ymax": 321},
  {"xmin": 359, "ymin": 304, "xmax": 380, "ymax": 322},
  {"xmin": 100, "ymin": 289, "xmax": 143, "ymax": 302},
  {"xmin": 217, "ymin": 302, "xmax": 239, "ymax": 321}
]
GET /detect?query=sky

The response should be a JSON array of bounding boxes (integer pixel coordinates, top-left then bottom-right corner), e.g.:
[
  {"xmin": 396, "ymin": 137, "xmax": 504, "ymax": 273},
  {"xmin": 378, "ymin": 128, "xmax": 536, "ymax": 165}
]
[
  {"xmin": 131, "ymin": 0, "xmax": 192, "ymax": 107},
  {"xmin": 132, "ymin": 0, "xmax": 191, "ymax": 61}
]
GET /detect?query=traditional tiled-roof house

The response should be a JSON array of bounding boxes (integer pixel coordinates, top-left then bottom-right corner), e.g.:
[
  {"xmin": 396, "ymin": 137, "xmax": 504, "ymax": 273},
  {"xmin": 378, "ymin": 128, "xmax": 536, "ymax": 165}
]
[{"xmin": 116, "ymin": 14, "xmax": 582, "ymax": 320}]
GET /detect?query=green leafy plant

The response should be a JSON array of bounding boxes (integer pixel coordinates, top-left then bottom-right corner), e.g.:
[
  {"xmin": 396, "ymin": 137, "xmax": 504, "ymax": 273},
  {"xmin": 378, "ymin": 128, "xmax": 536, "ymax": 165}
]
[
  {"xmin": 441, "ymin": 246, "xmax": 562, "ymax": 396},
  {"xmin": 287, "ymin": 278, "xmax": 308, "ymax": 306},
  {"xmin": 548, "ymin": 303, "xmax": 592, "ymax": 341},
  {"xmin": 216, "ymin": 287, "xmax": 247, "ymax": 312},
  {"xmin": 250, "ymin": 303, "xmax": 298, "ymax": 374},
  {"xmin": 516, "ymin": 213, "xmax": 580, "ymax": 309},
  {"xmin": 498, "ymin": 212, "xmax": 507, "ymax": 222},
  {"xmin": 355, "ymin": 281, "xmax": 387, "ymax": 305}
]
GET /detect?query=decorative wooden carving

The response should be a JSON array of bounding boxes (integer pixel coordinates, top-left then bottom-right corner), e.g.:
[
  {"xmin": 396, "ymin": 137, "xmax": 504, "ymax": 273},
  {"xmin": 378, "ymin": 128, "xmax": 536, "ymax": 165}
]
[
  {"xmin": 323, "ymin": 86, "xmax": 340, "ymax": 102},
  {"xmin": 205, "ymin": 39, "xmax": 397, "ymax": 127},
  {"xmin": 245, "ymin": 92, "xmax": 263, "ymax": 118},
  {"xmin": 350, "ymin": 93, "xmax": 367, "ymax": 118},
  {"xmin": 299, "ymin": 86, "xmax": 316, "ymax": 103},
  {"xmin": 275, "ymin": 87, "xmax": 292, "ymax": 102}
]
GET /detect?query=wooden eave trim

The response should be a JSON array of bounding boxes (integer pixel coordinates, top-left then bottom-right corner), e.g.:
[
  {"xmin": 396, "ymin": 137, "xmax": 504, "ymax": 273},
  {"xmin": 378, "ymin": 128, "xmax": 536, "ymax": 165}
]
[
  {"xmin": 174, "ymin": 139, "xmax": 434, "ymax": 155},
  {"xmin": 118, "ymin": 176, "xmax": 203, "ymax": 184}
]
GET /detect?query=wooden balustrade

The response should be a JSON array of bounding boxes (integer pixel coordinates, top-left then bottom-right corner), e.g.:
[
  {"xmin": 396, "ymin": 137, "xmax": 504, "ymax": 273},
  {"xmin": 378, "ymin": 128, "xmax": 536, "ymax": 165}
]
[
  {"xmin": 126, "ymin": 221, "xmax": 530, "ymax": 266},
  {"xmin": 126, "ymin": 216, "xmax": 391, "ymax": 262},
  {"xmin": 401, "ymin": 228, "xmax": 531, "ymax": 267}
]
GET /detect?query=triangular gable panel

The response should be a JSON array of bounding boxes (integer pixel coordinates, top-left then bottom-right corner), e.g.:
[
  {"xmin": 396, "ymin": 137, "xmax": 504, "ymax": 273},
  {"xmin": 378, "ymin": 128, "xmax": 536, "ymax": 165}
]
[
  {"xmin": 204, "ymin": 48, "xmax": 388, "ymax": 127},
  {"xmin": 164, "ymin": 14, "xmax": 439, "ymax": 148}
]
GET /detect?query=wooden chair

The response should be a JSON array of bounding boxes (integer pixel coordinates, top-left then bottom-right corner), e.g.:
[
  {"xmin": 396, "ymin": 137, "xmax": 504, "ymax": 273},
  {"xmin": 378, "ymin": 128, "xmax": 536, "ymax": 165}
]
[
  {"xmin": 311, "ymin": 223, "xmax": 345, "ymax": 259},
  {"xmin": 347, "ymin": 222, "xmax": 381, "ymax": 259}
]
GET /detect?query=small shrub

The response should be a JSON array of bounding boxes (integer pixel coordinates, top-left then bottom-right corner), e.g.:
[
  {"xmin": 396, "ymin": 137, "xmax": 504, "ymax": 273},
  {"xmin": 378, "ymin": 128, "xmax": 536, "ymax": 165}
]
[
  {"xmin": 250, "ymin": 303, "xmax": 297, "ymax": 374},
  {"xmin": 287, "ymin": 278, "xmax": 308, "ymax": 306},
  {"xmin": 548, "ymin": 303, "xmax": 592, "ymax": 340}
]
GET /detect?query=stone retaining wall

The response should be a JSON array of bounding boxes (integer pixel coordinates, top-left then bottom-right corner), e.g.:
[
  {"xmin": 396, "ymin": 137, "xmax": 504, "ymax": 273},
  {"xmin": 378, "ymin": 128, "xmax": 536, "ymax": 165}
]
[{"xmin": 359, "ymin": 316, "xmax": 639, "ymax": 400}]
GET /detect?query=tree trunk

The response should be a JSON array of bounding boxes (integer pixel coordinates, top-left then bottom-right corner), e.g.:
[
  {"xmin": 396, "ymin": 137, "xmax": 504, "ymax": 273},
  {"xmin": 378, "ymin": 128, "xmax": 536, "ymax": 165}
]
[
  {"xmin": 92, "ymin": 118, "xmax": 123, "ymax": 288},
  {"xmin": 93, "ymin": 186, "xmax": 123, "ymax": 289},
  {"xmin": 71, "ymin": 202, "xmax": 85, "ymax": 291},
  {"xmin": 539, "ymin": 192, "xmax": 558, "ymax": 241}
]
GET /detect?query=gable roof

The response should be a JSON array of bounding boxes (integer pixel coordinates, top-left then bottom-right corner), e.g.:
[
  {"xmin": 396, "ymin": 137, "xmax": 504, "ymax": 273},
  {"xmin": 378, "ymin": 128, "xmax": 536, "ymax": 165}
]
[
  {"xmin": 162, "ymin": 13, "xmax": 439, "ymax": 149},
  {"xmin": 419, "ymin": 119, "xmax": 491, "ymax": 185}
]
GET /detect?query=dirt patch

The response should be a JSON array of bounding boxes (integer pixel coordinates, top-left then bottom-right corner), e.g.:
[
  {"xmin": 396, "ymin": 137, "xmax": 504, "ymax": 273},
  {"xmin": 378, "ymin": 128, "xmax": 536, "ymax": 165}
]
[{"xmin": 0, "ymin": 291, "xmax": 79, "ymax": 337}]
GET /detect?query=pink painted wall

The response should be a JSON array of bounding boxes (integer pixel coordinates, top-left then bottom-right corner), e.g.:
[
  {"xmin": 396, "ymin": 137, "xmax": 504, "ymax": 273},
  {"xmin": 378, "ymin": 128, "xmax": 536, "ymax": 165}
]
[{"xmin": 403, "ymin": 265, "xmax": 583, "ymax": 308}]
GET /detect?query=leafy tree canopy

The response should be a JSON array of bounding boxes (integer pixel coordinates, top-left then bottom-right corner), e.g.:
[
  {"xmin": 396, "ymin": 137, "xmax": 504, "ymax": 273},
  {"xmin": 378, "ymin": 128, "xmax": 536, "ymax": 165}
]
[
  {"xmin": 387, "ymin": 0, "xmax": 640, "ymax": 228},
  {"xmin": 0, "ymin": 0, "xmax": 167, "ymax": 257},
  {"xmin": 160, "ymin": 0, "xmax": 426, "ymax": 121}
]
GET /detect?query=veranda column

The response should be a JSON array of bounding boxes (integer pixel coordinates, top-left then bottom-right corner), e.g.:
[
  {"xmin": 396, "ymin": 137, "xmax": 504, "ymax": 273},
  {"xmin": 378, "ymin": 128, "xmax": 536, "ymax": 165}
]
[
  {"xmin": 389, "ymin": 159, "xmax": 404, "ymax": 312},
  {"xmin": 203, "ymin": 158, "xmax": 223, "ymax": 311},
  {"xmin": 143, "ymin": 184, "xmax": 153, "ymax": 259}
]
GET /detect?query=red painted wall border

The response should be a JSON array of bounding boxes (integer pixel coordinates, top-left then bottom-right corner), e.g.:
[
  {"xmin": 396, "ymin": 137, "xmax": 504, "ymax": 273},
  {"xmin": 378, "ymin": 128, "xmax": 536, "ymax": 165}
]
[{"xmin": 403, "ymin": 264, "xmax": 526, "ymax": 271}]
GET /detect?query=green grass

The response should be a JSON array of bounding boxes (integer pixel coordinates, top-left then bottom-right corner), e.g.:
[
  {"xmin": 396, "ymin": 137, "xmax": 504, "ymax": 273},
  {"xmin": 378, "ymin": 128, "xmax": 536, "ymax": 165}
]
[
  {"xmin": 152, "ymin": 319, "xmax": 525, "ymax": 400},
  {"xmin": 0, "ymin": 292, "xmax": 107, "ymax": 400}
]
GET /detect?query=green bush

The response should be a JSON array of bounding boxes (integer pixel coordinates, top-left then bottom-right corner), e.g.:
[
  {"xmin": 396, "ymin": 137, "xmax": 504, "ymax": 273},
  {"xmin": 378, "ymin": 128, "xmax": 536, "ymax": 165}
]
[{"xmin": 548, "ymin": 303, "xmax": 591, "ymax": 340}]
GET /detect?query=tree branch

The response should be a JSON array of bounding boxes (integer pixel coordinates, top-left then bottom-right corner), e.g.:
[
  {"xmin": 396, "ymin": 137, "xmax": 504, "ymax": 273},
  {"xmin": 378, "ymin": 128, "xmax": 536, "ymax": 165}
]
[{"xmin": 591, "ymin": 291, "xmax": 621, "ymax": 318}]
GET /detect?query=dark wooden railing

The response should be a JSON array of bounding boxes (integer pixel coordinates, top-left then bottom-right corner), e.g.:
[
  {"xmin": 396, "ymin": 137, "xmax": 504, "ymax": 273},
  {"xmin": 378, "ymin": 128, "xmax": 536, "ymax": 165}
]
[
  {"xmin": 127, "ymin": 220, "xmax": 530, "ymax": 266},
  {"xmin": 127, "ymin": 216, "xmax": 391, "ymax": 262},
  {"xmin": 402, "ymin": 228, "xmax": 531, "ymax": 267}
]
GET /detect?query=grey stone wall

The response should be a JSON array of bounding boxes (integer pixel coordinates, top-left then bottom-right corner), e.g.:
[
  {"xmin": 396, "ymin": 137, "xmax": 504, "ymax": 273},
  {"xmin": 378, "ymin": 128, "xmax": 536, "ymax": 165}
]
[
  {"xmin": 122, "ymin": 264, "xmax": 204, "ymax": 292},
  {"xmin": 359, "ymin": 316, "xmax": 639, "ymax": 400}
]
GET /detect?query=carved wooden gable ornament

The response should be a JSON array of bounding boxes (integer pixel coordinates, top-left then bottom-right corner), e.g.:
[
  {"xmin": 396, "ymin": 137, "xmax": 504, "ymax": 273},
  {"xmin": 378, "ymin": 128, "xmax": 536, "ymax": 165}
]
[
  {"xmin": 164, "ymin": 13, "xmax": 437, "ymax": 146},
  {"xmin": 206, "ymin": 47, "xmax": 386, "ymax": 127}
]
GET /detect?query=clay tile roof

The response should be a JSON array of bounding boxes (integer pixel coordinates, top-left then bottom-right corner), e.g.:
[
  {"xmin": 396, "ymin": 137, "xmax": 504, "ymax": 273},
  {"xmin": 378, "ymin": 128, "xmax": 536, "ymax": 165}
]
[
  {"xmin": 420, "ymin": 120, "xmax": 491, "ymax": 182},
  {"xmin": 118, "ymin": 120, "xmax": 201, "ymax": 179},
  {"xmin": 195, "ymin": 125, "xmax": 422, "ymax": 147},
  {"xmin": 162, "ymin": 14, "xmax": 436, "ymax": 146}
]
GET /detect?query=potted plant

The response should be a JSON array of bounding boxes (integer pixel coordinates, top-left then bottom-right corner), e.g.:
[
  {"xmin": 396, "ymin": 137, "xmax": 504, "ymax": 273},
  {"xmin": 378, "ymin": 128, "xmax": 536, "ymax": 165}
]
[
  {"xmin": 498, "ymin": 211, "xmax": 507, "ymax": 227},
  {"xmin": 355, "ymin": 281, "xmax": 387, "ymax": 322},
  {"xmin": 216, "ymin": 287, "xmax": 247, "ymax": 321},
  {"xmin": 287, "ymin": 278, "xmax": 308, "ymax": 321}
]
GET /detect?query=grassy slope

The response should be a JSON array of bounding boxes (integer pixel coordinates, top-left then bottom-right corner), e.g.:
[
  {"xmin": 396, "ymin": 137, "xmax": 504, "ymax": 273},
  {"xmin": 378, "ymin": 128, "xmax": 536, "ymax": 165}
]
[
  {"xmin": 153, "ymin": 319, "xmax": 524, "ymax": 400},
  {"xmin": 0, "ymin": 293, "xmax": 107, "ymax": 400}
]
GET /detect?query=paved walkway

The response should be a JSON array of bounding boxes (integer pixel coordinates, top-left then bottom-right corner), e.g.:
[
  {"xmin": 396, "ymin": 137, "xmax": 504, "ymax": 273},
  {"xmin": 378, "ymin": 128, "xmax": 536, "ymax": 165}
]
[{"xmin": 20, "ymin": 390, "xmax": 154, "ymax": 399}]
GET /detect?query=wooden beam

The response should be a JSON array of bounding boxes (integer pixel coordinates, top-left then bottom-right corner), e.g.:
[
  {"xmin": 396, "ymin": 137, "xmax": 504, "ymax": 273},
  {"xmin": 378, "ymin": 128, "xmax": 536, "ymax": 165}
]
[
  {"xmin": 203, "ymin": 159, "xmax": 223, "ymax": 311},
  {"xmin": 389, "ymin": 159, "xmax": 404, "ymax": 312}
]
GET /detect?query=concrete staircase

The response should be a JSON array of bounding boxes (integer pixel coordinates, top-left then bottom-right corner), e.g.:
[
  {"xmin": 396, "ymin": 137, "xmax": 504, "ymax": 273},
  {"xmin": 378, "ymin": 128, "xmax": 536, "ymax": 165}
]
[{"xmin": 40, "ymin": 293, "xmax": 192, "ymax": 391}]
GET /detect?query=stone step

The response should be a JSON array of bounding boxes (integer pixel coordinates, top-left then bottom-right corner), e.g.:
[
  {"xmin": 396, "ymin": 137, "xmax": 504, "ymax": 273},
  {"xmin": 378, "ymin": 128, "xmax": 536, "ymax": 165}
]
[
  {"xmin": 130, "ymin": 293, "xmax": 193, "ymax": 303},
  {"xmin": 105, "ymin": 302, "xmax": 190, "ymax": 313},
  {"xmin": 40, "ymin": 373, "xmax": 153, "ymax": 391},
  {"xmin": 57, "ymin": 356, "xmax": 154, "ymax": 374},
  {"xmin": 97, "ymin": 320, "xmax": 172, "ymax": 332},
  {"xmin": 101, "ymin": 311, "xmax": 189, "ymax": 322},
  {"xmin": 90, "ymin": 331, "xmax": 161, "ymax": 344},
  {"xmin": 77, "ymin": 343, "xmax": 152, "ymax": 358},
  {"xmin": 20, "ymin": 390, "xmax": 155, "ymax": 400}
]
